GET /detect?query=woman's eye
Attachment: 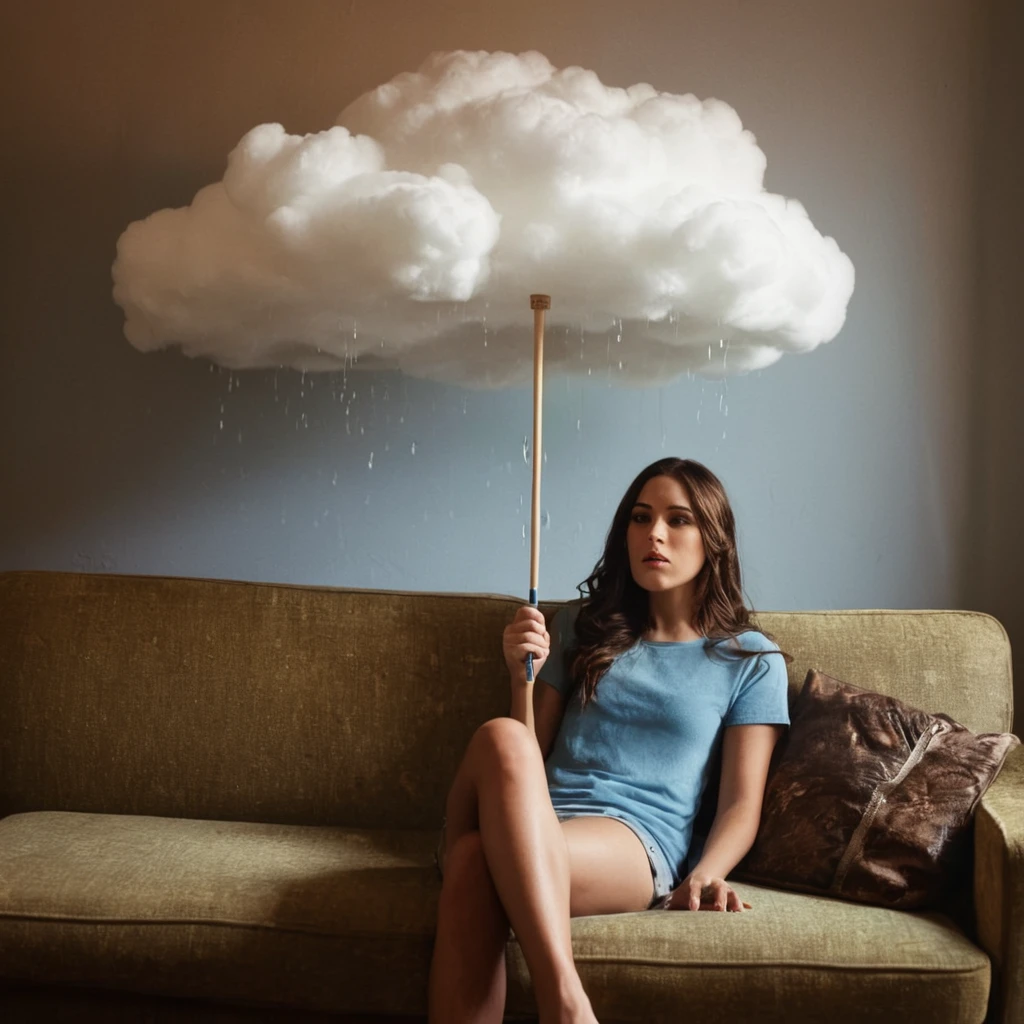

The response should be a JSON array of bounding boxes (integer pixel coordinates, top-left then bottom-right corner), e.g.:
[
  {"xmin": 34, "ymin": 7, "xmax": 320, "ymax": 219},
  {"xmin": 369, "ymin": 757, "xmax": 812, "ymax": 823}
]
[{"xmin": 632, "ymin": 513, "xmax": 689, "ymax": 525}]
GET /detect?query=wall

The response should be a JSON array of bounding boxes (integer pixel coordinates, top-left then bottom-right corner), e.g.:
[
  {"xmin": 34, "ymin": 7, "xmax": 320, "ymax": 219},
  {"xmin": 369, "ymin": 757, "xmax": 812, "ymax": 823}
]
[
  {"xmin": 3, "ymin": 0, "xmax": 1013, "ymax": 713},
  {"xmin": 970, "ymin": 0, "xmax": 1023, "ymax": 725}
]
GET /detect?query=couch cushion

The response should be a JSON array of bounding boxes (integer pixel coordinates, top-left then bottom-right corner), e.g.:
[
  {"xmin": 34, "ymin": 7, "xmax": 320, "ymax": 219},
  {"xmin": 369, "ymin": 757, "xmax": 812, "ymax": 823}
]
[{"xmin": 0, "ymin": 811, "xmax": 990, "ymax": 1022}]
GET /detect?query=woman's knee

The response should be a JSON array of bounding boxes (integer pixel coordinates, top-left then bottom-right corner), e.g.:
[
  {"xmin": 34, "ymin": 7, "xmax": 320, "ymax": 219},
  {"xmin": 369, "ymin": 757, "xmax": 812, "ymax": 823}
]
[{"xmin": 470, "ymin": 717, "xmax": 536, "ymax": 772}]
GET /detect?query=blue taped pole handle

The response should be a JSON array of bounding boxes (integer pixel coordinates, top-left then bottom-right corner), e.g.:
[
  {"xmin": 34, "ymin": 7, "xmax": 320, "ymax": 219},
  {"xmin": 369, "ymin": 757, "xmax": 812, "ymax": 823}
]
[{"xmin": 525, "ymin": 587, "xmax": 538, "ymax": 682}]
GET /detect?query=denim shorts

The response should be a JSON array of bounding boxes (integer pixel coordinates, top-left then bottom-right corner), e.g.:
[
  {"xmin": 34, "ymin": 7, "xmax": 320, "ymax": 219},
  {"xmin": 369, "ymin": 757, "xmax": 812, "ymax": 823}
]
[{"xmin": 433, "ymin": 811, "xmax": 674, "ymax": 911}]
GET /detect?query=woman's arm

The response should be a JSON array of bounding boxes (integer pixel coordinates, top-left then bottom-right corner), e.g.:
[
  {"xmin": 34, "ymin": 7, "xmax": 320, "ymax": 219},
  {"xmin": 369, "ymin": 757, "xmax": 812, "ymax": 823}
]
[{"xmin": 668, "ymin": 723, "xmax": 784, "ymax": 911}]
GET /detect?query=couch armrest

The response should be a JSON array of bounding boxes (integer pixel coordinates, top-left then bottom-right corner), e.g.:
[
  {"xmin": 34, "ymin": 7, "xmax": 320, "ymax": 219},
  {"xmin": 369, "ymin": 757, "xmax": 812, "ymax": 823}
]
[{"xmin": 975, "ymin": 742, "xmax": 1024, "ymax": 1023}]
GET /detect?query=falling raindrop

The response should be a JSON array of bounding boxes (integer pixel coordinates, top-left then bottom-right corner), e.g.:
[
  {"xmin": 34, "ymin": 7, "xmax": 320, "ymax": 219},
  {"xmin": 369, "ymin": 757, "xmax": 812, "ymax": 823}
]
[
  {"xmin": 219, "ymin": 419, "xmax": 224, "ymax": 431},
  {"xmin": 659, "ymin": 388, "xmax": 666, "ymax": 450},
  {"xmin": 521, "ymin": 524, "xmax": 526, "ymax": 540},
  {"xmin": 543, "ymin": 450, "xmax": 547, "ymax": 464},
  {"xmin": 542, "ymin": 510, "xmax": 551, "ymax": 529},
  {"xmin": 368, "ymin": 452, "xmax": 374, "ymax": 469},
  {"xmin": 448, "ymin": 509, "xmax": 454, "ymax": 520},
  {"xmin": 237, "ymin": 430, "xmax": 243, "ymax": 444},
  {"xmin": 411, "ymin": 441, "xmax": 417, "ymax": 455},
  {"xmin": 576, "ymin": 418, "xmax": 581, "ymax": 431},
  {"xmin": 522, "ymin": 436, "xmax": 530, "ymax": 464},
  {"xmin": 332, "ymin": 471, "xmax": 338, "ymax": 486}
]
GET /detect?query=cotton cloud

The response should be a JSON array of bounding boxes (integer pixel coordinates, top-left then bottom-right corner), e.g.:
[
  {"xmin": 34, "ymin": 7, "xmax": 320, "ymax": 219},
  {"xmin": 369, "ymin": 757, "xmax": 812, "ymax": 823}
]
[{"xmin": 111, "ymin": 49, "xmax": 854, "ymax": 389}]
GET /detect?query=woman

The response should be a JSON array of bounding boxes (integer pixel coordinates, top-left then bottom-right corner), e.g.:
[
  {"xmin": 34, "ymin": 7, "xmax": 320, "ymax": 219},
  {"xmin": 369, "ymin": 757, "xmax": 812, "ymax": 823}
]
[{"xmin": 427, "ymin": 457, "xmax": 791, "ymax": 1024}]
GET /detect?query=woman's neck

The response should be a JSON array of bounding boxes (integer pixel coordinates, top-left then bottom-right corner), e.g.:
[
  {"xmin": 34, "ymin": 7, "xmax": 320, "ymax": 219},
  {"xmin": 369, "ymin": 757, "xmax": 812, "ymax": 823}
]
[{"xmin": 644, "ymin": 591, "xmax": 702, "ymax": 642}]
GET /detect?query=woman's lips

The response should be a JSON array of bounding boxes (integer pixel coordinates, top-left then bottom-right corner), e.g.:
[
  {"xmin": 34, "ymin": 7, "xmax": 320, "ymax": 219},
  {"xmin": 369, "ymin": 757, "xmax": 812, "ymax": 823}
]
[{"xmin": 643, "ymin": 559, "xmax": 669, "ymax": 568}]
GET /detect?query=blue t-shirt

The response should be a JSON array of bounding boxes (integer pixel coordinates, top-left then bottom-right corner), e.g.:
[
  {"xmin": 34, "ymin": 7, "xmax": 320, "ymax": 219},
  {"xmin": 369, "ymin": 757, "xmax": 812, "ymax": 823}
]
[{"xmin": 539, "ymin": 601, "xmax": 790, "ymax": 884}]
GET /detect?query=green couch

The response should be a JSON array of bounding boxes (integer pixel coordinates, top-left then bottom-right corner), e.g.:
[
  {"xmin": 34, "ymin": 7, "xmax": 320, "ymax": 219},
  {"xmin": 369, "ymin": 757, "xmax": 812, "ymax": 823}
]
[{"xmin": 0, "ymin": 570, "xmax": 1019, "ymax": 1023}]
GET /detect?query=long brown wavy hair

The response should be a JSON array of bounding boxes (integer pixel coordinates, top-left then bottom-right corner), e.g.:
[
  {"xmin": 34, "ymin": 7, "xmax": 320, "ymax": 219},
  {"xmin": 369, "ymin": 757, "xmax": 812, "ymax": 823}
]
[{"xmin": 565, "ymin": 457, "xmax": 791, "ymax": 709}]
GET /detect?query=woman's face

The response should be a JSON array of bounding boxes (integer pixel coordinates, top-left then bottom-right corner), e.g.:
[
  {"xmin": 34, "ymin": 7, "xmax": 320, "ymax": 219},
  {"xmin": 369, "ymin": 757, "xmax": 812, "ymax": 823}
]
[{"xmin": 626, "ymin": 475, "xmax": 707, "ymax": 593}]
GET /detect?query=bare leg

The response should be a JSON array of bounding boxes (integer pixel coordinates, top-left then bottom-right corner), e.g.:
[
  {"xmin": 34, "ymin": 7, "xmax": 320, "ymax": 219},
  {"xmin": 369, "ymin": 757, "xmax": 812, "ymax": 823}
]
[
  {"xmin": 430, "ymin": 717, "xmax": 597, "ymax": 1023},
  {"xmin": 428, "ymin": 831, "xmax": 510, "ymax": 1023}
]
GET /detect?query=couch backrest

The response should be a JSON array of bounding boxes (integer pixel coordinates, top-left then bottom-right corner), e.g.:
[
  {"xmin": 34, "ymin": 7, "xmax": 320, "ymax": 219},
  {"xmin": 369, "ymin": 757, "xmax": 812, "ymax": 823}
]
[{"xmin": 0, "ymin": 571, "xmax": 1013, "ymax": 829}]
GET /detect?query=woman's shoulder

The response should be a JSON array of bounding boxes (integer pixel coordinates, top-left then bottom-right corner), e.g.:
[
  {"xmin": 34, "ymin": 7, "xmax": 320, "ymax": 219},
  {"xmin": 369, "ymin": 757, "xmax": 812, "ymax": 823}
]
[
  {"xmin": 550, "ymin": 598, "xmax": 585, "ymax": 626},
  {"xmin": 547, "ymin": 599, "xmax": 585, "ymax": 644},
  {"xmin": 709, "ymin": 627, "xmax": 781, "ymax": 655}
]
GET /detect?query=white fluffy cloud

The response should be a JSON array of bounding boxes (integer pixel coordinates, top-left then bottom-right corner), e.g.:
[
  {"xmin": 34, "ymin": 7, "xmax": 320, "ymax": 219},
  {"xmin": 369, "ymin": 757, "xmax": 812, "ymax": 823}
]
[{"xmin": 112, "ymin": 49, "xmax": 855, "ymax": 389}]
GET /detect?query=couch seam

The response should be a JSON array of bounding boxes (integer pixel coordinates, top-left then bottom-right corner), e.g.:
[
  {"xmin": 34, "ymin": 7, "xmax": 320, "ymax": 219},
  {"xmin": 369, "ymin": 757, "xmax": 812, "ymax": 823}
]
[
  {"xmin": 0, "ymin": 912, "xmax": 991, "ymax": 975},
  {"xmin": 0, "ymin": 912, "xmax": 425, "ymax": 937},
  {"xmin": 566, "ymin": 957, "xmax": 990, "ymax": 974},
  {"xmin": 1, "ymin": 572, "xmax": 1014, "ymax": 623}
]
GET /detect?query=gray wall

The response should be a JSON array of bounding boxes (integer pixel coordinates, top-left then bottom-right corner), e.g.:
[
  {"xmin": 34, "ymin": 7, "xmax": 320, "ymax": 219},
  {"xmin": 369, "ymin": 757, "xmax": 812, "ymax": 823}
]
[
  {"xmin": 2, "ymin": 1, "xmax": 1019, "ymax": 716},
  {"xmin": 969, "ymin": 0, "xmax": 1024, "ymax": 728}
]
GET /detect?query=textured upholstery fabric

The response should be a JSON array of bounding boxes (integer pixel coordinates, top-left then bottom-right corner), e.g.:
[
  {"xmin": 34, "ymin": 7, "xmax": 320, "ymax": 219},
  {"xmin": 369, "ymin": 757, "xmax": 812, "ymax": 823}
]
[
  {"xmin": 0, "ymin": 573, "xmax": 1012, "ymax": 829},
  {"xmin": 739, "ymin": 669, "xmax": 1019, "ymax": 908},
  {"xmin": 0, "ymin": 810, "xmax": 992, "ymax": 1022},
  {"xmin": 0, "ymin": 570, "xmax": 1018, "ymax": 1021},
  {"xmin": 0, "ymin": 984, "xmax": 398, "ymax": 1023},
  {"xmin": 975, "ymin": 744, "xmax": 1024, "ymax": 1024}
]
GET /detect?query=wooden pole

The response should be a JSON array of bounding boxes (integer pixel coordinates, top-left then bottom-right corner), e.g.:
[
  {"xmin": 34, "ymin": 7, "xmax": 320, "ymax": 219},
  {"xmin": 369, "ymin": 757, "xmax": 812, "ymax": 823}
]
[{"xmin": 525, "ymin": 294, "xmax": 550, "ymax": 683}]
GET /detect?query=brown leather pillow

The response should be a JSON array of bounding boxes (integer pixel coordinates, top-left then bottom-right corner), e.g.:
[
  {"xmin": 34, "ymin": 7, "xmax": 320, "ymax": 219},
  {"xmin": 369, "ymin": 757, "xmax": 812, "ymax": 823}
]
[{"xmin": 736, "ymin": 668, "xmax": 1019, "ymax": 909}]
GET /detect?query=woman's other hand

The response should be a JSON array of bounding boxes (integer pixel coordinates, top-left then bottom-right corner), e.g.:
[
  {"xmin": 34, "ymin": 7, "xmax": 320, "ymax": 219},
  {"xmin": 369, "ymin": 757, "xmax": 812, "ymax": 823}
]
[
  {"xmin": 660, "ymin": 873, "xmax": 751, "ymax": 912},
  {"xmin": 503, "ymin": 605, "xmax": 550, "ymax": 684}
]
